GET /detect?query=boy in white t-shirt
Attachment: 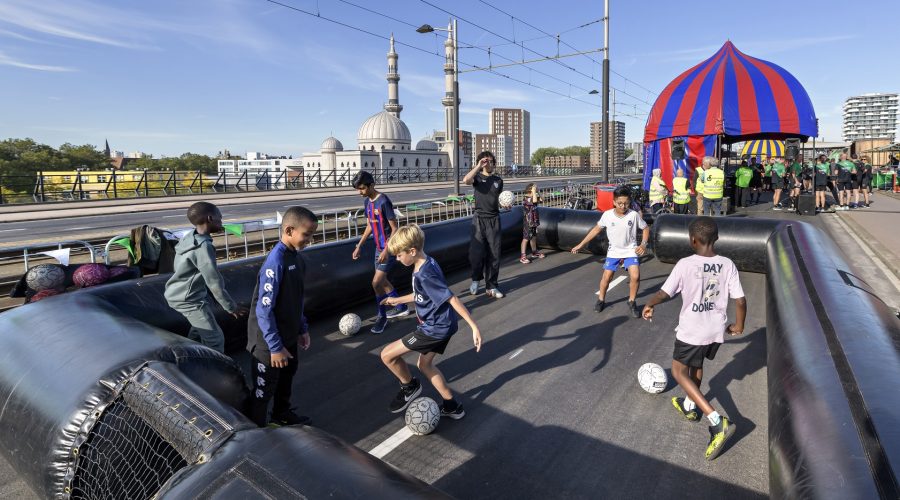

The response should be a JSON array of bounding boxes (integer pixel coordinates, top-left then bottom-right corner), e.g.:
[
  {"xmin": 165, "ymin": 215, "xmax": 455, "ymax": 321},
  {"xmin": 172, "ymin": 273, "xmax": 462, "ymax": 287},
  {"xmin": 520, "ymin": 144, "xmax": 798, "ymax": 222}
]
[
  {"xmin": 572, "ymin": 185, "xmax": 650, "ymax": 318},
  {"xmin": 641, "ymin": 216, "xmax": 747, "ymax": 461}
]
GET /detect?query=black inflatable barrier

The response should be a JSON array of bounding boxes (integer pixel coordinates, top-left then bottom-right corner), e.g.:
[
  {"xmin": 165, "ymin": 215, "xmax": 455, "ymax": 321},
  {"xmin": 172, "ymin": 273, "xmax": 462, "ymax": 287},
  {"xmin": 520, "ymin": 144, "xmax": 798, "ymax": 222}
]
[
  {"xmin": 535, "ymin": 207, "xmax": 609, "ymax": 254},
  {"xmin": 156, "ymin": 426, "xmax": 452, "ymax": 499},
  {"xmin": 650, "ymin": 214, "xmax": 786, "ymax": 274},
  {"xmin": 0, "ymin": 294, "xmax": 248, "ymax": 499},
  {"xmin": 652, "ymin": 215, "xmax": 900, "ymax": 498}
]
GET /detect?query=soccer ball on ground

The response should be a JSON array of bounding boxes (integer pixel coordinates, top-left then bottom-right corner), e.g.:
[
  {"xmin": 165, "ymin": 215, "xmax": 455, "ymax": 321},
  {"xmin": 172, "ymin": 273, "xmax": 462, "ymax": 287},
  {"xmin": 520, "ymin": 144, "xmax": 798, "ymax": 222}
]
[
  {"xmin": 25, "ymin": 264, "xmax": 66, "ymax": 292},
  {"xmin": 637, "ymin": 362, "xmax": 667, "ymax": 394},
  {"xmin": 498, "ymin": 190, "xmax": 515, "ymax": 208},
  {"xmin": 405, "ymin": 397, "xmax": 440, "ymax": 435},
  {"xmin": 338, "ymin": 313, "xmax": 362, "ymax": 336}
]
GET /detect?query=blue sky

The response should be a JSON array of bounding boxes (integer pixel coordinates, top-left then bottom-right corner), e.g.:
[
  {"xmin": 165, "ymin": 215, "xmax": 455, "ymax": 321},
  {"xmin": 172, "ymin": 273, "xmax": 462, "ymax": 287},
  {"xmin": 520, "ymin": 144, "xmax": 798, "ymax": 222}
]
[{"xmin": 1, "ymin": 0, "xmax": 897, "ymax": 158}]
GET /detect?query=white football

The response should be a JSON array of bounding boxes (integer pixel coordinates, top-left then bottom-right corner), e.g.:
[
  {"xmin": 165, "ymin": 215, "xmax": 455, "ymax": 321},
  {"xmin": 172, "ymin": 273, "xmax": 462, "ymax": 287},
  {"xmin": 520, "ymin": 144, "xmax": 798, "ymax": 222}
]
[
  {"xmin": 338, "ymin": 313, "xmax": 361, "ymax": 336},
  {"xmin": 405, "ymin": 397, "xmax": 440, "ymax": 435},
  {"xmin": 637, "ymin": 362, "xmax": 667, "ymax": 394},
  {"xmin": 498, "ymin": 190, "xmax": 515, "ymax": 208}
]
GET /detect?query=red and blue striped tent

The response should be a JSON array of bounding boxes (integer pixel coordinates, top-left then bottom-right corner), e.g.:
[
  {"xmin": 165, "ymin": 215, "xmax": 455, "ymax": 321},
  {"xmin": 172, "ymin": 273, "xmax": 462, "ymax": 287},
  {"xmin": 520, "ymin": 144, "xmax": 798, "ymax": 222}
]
[{"xmin": 642, "ymin": 41, "xmax": 817, "ymax": 189}]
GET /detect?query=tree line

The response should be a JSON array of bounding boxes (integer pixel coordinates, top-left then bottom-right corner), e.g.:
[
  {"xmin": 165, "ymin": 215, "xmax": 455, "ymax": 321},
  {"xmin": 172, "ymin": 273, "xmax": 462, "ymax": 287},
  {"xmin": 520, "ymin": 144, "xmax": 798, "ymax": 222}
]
[{"xmin": 530, "ymin": 145, "xmax": 590, "ymax": 166}]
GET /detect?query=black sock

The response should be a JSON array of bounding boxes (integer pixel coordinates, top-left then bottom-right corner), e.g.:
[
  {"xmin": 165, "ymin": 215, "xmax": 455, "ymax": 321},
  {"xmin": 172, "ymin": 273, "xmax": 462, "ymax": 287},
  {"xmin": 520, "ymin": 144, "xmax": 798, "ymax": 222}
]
[
  {"xmin": 402, "ymin": 378, "xmax": 417, "ymax": 389},
  {"xmin": 442, "ymin": 398, "xmax": 458, "ymax": 411}
]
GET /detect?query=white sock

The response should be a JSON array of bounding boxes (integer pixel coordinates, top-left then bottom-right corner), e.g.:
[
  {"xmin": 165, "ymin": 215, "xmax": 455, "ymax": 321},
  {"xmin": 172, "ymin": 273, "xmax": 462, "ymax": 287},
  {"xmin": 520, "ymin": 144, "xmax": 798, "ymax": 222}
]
[
  {"xmin": 683, "ymin": 397, "xmax": 695, "ymax": 411},
  {"xmin": 707, "ymin": 411, "xmax": 721, "ymax": 426}
]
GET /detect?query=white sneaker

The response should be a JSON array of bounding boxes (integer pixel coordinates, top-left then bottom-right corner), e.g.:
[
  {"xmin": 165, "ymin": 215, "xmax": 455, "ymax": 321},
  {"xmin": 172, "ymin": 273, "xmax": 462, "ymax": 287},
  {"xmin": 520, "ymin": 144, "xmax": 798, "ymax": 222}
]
[
  {"xmin": 469, "ymin": 281, "xmax": 480, "ymax": 296},
  {"xmin": 487, "ymin": 288, "xmax": 505, "ymax": 298}
]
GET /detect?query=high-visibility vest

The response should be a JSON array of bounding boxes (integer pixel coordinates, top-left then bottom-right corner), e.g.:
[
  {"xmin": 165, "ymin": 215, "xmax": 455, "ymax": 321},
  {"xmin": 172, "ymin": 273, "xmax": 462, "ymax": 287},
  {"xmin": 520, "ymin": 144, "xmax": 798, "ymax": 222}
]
[
  {"xmin": 695, "ymin": 169, "xmax": 705, "ymax": 194},
  {"xmin": 704, "ymin": 167, "xmax": 725, "ymax": 199},
  {"xmin": 649, "ymin": 177, "xmax": 666, "ymax": 203},
  {"xmin": 673, "ymin": 177, "xmax": 690, "ymax": 204}
]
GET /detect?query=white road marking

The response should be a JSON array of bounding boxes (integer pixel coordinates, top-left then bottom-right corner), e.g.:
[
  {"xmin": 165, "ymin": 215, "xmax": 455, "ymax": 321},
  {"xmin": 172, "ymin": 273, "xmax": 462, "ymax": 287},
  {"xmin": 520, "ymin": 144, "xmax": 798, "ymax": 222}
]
[
  {"xmin": 67, "ymin": 226, "xmax": 91, "ymax": 231},
  {"xmin": 368, "ymin": 426, "xmax": 414, "ymax": 459},
  {"xmin": 0, "ymin": 228, "xmax": 26, "ymax": 233},
  {"xmin": 509, "ymin": 348, "xmax": 524, "ymax": 360},
  {"xmin": 595, "ymin": 275, "xmax": 627, "ymax": 295},
  {"xmin": 162, "ymin": 214, "xmax": 182, "ymax": 218}
]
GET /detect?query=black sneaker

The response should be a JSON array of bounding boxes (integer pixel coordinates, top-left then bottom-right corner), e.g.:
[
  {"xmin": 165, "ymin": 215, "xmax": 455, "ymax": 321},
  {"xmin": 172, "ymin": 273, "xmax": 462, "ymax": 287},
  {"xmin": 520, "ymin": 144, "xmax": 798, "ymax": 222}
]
[
  {"xmin": 594, "ymin": 299, "xmax": 605, "ymax": 313},
  {"xmin": 440, "ymin": 403, "xmax": 466, "ymax": 420},
  {"xmin": 270, "ymin": 409, "xmax": 311, "ymax": 426},
  {"xmin": 389, "ymin": 378, "xmax": 422, "ymax": 413},
  {"xmin": 371, "ymin": 316, "xmax": 388, "ymax": 334},
  {"xmin": 628, "ymin": 300, "xmax": 640, "ymax": 318},
  {"xmin": 671, "ymin": 397, "xmax": 700, "ymax": 422},
  {"xmin": 386, "ymin": 305, "xmax": 411, "ymax": 319}
]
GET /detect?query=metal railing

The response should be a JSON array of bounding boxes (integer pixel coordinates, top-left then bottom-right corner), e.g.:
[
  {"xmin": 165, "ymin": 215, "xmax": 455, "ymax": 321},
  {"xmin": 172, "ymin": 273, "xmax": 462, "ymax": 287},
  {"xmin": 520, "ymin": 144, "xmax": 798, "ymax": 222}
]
[{"xmin": 0, "ymin": 166, "xmax": 614, "ymax": 205}]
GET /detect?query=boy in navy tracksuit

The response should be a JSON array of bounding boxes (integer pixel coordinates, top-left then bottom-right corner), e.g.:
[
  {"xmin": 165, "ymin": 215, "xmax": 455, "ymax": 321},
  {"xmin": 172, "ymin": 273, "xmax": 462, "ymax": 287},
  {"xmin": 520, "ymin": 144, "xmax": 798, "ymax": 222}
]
[
  {"xmin": 380, "ymin": 225, "xmax": 483, "ymax": 418},
  {"xmin": 247, "ymin": 206, "xmax": 318, "ymax": 427}
]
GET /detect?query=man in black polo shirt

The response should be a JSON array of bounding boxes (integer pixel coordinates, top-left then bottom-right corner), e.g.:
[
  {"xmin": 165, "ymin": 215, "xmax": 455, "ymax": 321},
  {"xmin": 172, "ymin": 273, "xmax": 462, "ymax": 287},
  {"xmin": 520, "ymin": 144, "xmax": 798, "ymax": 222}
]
[{"xmin": 464, "ymin": 151, "xmax": 504, "ymax": 298}]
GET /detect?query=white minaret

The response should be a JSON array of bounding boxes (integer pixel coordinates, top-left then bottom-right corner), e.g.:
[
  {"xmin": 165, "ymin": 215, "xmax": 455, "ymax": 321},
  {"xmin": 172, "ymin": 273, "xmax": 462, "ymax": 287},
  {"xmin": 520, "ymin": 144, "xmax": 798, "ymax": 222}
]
[
  {"xmin": 384, "ymin": 34, "xmax": 402, "ymax": 118},
  {"xmin": 441, "ymin": 24, "xmax": 454, "ymax": 153}
]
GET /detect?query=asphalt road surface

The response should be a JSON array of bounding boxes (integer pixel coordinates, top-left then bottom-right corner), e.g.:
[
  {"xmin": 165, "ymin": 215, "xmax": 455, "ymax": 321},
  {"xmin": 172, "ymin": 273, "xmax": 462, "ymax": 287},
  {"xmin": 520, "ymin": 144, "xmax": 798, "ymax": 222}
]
[
  {"xmin": 0, "ymin": 178, "xmax": 588, "ymax": 245},
  {"xmin": 0, "ymin": 249, "xmax": 768, "ymax": 499}
]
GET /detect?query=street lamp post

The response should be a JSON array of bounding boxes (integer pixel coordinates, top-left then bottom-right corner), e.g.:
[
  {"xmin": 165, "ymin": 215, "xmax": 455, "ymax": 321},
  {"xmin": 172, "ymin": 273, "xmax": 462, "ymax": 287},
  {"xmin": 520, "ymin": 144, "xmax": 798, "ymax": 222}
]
[{"xmin": 417, "ymin": 21, "xmax": 461, "ymax": 196}]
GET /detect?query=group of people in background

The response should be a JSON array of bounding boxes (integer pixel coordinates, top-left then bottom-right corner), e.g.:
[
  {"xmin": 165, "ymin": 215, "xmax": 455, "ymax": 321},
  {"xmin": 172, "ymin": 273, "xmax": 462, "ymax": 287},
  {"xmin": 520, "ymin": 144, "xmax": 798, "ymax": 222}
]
[{"xmin": 648, "ymin": 150, "xmax": 895, "ymax": 216}]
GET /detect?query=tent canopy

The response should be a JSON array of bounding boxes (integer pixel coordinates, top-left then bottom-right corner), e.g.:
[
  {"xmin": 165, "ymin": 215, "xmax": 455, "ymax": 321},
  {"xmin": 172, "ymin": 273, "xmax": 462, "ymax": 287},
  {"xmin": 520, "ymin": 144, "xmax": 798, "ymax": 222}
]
[
  {"xmin": 741, "ymin": 139, "xmax": 784, "ymax": 157},
  {"xmin": 644, "ymin": 41, "xmax": 818, "ymax": 144}
]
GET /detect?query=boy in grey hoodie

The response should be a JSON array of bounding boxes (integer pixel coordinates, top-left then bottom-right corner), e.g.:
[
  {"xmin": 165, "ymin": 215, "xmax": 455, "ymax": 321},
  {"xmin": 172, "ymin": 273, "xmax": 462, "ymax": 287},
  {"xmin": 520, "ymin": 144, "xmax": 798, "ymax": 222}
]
[{"xmin": 164, "ymin": 202, "xmax": 245, "ymax": 353}]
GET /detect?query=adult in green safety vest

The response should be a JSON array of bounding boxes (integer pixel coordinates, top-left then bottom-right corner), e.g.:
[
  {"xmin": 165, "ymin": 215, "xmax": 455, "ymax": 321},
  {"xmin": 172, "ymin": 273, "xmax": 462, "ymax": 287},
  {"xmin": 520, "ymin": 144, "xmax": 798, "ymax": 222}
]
[
  {"xmin": 648, "ymin": 168, "xmax": 668, "ymax": 213},
  {"xmin": 703, "ymin": 157, "xmax": 725, "ymax": 216},
  {"xmin": 734, "ymin": 160, "xmax": 753, "ymax": 208},
  {"xmin": 672, "ymin": 168, "xmax": 690, "ymax": 214}
]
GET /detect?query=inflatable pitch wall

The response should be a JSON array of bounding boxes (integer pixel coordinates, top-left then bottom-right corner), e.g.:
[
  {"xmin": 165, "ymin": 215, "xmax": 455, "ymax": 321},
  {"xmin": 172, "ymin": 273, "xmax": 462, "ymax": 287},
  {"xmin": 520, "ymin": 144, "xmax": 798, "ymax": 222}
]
[{"xmin": 0, "ymin": 211, "xmax": 525, "ymax": 499}]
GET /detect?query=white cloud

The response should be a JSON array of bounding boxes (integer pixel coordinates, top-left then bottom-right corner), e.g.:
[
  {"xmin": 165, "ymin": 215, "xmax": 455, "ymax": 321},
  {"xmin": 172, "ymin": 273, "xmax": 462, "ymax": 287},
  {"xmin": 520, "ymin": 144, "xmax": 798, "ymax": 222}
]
[{"xmin": 0, "ymin": 51, "xmax": 74, "ymax": 72}]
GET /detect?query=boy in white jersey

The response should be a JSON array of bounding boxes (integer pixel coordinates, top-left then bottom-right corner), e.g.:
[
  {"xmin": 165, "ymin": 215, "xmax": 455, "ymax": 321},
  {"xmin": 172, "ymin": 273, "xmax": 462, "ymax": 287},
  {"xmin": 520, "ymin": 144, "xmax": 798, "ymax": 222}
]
[
  {"xmin": 572, "ymin": 185, "xmax": 650, "ymax": 318},
  {"xmin": 642, "ymin": 216, "xmax": 747, "ymax": 460}
]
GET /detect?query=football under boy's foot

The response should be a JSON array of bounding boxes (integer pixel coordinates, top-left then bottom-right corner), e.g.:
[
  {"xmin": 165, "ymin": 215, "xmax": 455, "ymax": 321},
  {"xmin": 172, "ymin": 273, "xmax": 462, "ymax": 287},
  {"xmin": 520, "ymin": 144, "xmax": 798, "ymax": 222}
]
[
  {"xmin": 594, "ymin": 299, "xmax": 605, "ymax": 313},
  {"xmin": 628, "ymin": 300, "xmax": 640, "ymax": 318},
  {"xmin": 469, "ymin": 280, "xmax": 480, "ymax": 296},
  {"xmin": 705, "ymin": 416, "xmax": 736, "ymax": 461},
  {"xmin": 386, "ymin": 305, "xmax": 411, "ymax": 319},
  {"xmin": 671, "ymin": 397, "xmax": 700, "ymax": 422},
  {"xmin": 440, "ymin": 403, "xmax": 466, "ymax": 420},
  {"xmin": 370, "ymin": 315, "xmax": 388, "ymax": 334},
  {"xmin": 389, "ymin": 378, "xmax": 422, "ymax": 413},
  {"xmin": 270, "ymin": 409, "xmax": 311, "ymax": 426}
]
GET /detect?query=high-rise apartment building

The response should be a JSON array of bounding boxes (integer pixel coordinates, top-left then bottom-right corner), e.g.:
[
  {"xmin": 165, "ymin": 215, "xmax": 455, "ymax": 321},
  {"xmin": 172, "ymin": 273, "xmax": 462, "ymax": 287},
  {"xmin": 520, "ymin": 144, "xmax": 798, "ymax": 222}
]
[
  {"xmin": 842, "ymin": 93, "xmax": 898, "ymax": 142},
  {"xmin": 488, "ymin": 108, "xmax": 530, "ymax": 165},
  {"xmin": 590, "ymin": 121, "xmax": 625, "ymax": 172},
  {"xmin": 625, "ymin": 141, "xmax": 644, "ymax": 166},
  {"xmin": 433, "ymin": 129, "xmax": 473, "ymax": 167},
  {"xmin": 474, "ymin": 134, "xmax": 513, "ymax": 166}
]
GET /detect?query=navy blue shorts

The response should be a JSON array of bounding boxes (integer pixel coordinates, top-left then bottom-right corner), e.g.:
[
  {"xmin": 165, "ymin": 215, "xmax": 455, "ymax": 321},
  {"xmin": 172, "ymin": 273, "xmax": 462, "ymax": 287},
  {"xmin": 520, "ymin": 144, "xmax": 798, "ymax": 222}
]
[{"xmin": 374, "ymin": 253, "xmax": 397, "ymax": 273}]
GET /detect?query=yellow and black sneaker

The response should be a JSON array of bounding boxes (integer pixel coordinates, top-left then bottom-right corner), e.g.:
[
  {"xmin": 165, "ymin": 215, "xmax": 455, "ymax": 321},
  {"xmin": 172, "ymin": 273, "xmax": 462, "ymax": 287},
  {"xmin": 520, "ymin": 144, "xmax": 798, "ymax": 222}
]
[
  {"xmin": 705, "ymin": 417, "xmax": 735, "ymax": 461},
  {"xmin": 671, "ymin": 397, "xmax": 700, "ymax": 422}
]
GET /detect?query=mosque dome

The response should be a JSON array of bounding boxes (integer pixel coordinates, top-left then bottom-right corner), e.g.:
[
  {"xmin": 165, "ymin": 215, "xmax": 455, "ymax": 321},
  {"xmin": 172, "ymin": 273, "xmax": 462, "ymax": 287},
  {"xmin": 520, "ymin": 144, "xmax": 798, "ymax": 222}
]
[
  {"xmin": 357, "ymin": 110, "xmax": 411, "ymax": 149},
  {"xmin": 320, "ymin": 136, "xmax": 343, "ymax": 152},
  {"xmin": 415, "ymin": 138, "xmax": 439, "ymax": 151}
]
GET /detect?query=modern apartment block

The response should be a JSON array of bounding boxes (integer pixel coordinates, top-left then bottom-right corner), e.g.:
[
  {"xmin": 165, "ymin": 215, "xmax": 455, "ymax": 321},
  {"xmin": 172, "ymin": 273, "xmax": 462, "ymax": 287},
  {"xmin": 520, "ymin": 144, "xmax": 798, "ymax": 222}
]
[
  {"xmin": 842, "ymin": 93, "xmax": 898, "ymax": 142},
  {"xmin": 474, "ymin": 134, "xmax": 513, "ymax": 166},
  {"xmin": 488, "ymin": 108, "xmax": 530, "ymax": 165},
  {"xmin": 432, "ymin": 129, "xmax": 474, "ymax": 167},
  {"xmin": 590, "ymin": 121, "xmax": 625, "ymax": 172},
  {"xmin": 544, "ymin": 156, "xmax": 590, "ymax": 168},
  {"xmin": 625, "ymin": 141, "xmax": 644, "ymax": 166}
]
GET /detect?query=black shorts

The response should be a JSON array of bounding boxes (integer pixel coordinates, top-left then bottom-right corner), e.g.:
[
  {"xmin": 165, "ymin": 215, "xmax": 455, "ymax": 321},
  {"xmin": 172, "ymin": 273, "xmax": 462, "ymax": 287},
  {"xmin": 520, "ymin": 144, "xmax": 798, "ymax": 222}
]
[
  {"xmin": 673, "ymin": 338, "xmax": 721, "ymax": 368},
  {"xmin": 771, "ymin": 176, "xmax": 784, "ymax": 189},
  {"xmin": 859, "ymin": 176, "xmax": 872, "ymax": 190},
  {"xmin": 523, "ymin": 225, "xmax": 537, "ymax": 240},
  {"xmin": 402, "ymin": 328, "xmax": 453, "ymax": 354},
  {"xmin": 749, "ymin": 178, "xmax": 762, "ymax": 189},
  {"xmin": 837, "ymin": 181, "xmax": 852, "ymax": 191},
  {"xmin": 814, "ymin": 185, "xmax": 826, "ymax": 192}
]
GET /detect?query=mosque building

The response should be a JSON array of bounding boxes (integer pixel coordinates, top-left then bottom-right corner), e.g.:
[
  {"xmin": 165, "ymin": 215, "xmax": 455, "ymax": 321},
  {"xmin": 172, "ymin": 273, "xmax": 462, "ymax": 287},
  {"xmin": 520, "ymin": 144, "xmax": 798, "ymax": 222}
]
[{"xmin": 302, "ymin": 33, "xmax": 469, "ymax": 186}]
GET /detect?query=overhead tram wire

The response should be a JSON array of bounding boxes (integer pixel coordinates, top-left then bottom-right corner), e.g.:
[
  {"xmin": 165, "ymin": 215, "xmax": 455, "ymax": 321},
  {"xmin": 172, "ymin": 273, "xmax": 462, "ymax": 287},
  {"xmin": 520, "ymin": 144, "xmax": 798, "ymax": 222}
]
[
  {"xmin": 476, "ymin": 0, "xmax": 658, "ymax": 101},
  {"xmin": 417, "ymin": 0, "xmax": 655, "ymax": 109},
  {"xmin": 260, "ymin": 0, "xmax": 648, "ymax": 116},
  {"xmin": 326, "ymin": 0, "xmax": 648, "ymax": 113}
]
